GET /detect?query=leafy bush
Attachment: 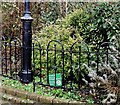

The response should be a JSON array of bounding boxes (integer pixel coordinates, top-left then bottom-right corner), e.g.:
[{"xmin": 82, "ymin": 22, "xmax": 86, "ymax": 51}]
[
  {"xmin": 1, "ymin": 2, "xmax": 22, "ymax": 39},
  {"xmin": 2, "ymin": 2, "xmax": 119, "ymax": 44},
  {"xmin": 33, "ymin": 2, "xmax": 120, "ymax": 85},
  {"xmin": 36, "ymin": 2, "xmax": 120, "ymax": 45},
  {"xmin": 1, "ymin": 2, "xmax": 85, "ymax": 38},
  {"xmin": 33, "ymin": 7, "xmax": 93, "ymax": 85},
  {"xmin": 63, "ymin": 2, "xmax": 120, "ymax": 45}
]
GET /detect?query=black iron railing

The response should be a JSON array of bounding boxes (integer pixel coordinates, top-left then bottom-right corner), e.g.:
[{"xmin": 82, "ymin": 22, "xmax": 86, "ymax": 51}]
[{"xmin": 1, "ymin": 35, "xmax": 119, "ymax": 92}]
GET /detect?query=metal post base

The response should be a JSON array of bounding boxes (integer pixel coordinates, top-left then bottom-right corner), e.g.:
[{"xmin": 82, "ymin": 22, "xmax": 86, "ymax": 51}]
[{"xmin": 19, "ymin": 70, "xmax": 33, "ymax": 84}]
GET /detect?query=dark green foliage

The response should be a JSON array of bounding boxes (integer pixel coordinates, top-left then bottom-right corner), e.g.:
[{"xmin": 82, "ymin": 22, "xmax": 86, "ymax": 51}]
[
  {"xmin": 33, "ymin": 2, "xmax": 120, "ymax": 86},
  {"xmin": 63, "ymin": 2, "xmax": 120, "ymax": 45},
  {"xmin": 90, "ymin": 2, "xmax": 120, "ymax": 44},
  {"xmin": 37, "ymin": 2, "xmax": 119, "ymax": 46},
  {"xmin": 2, "ymin": 2, "xmax": 119, "ymax": 43},
  {"xmin": 1, "ymin": 2, "xmax": 84, "ymax": 38}
]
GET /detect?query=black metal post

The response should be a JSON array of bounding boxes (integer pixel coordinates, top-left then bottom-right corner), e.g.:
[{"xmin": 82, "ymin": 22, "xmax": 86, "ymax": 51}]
[{"xmin": 19, "ymin": 0, "xmax": 33, "ymax": 83}]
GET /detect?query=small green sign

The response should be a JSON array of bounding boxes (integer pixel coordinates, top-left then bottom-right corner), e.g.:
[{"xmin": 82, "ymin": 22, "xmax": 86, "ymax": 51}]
[{"xmin": 49, "ymin": 73, "xmax": 62, "ymax": 87}]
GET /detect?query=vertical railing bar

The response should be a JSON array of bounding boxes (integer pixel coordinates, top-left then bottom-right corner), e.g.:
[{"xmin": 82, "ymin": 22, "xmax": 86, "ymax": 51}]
[
  {"xmin": 96, "ymin": 46, "xmax": 99, "ymax": 75},
  {"xmin": 1, "ymin": 46, "xmax": 3, "ymax": 75},
  {"xmin": 78, "ymin": 46, "xmax": 81, "ymax": 89},
  {"xmin": 47, "ymin": 47, "xmax": 49, "ymax": 85},
  {"xmin": 106, "ymin": 44, "xmax": 109, "ymax": 64},
  {"xmin": 62, "ymin": 49, "xmax": 65, "ymax": 89},
  {"xmin": 21, "ymin": 45, "xmax": 23, "ymax": 76},
  {"xmin": 32, "ymin": 43, "xmax": 35, "ymax": 92},
  {"xmin": 5, "ymin": 42, "xmax": 7, "ymax": 76},
  {"xmin": 32, "ymin": 43, "xmax": 35, "ymax": 74},
  {"xmin": 18, "ymin": 44, "xmax": 22, "ymax": 74},
  {"xmin": 9, "ymin": 41, "xmax": 12, "ymax": 77},
  {"xmin": 39, "ymin": 46, "xmax": 42, "ymax": 83},
  {"xmin": 14, "ymin": 40, "xmax": 17, "ymax": 79},
  {"xmin": 1, "ymin": 42, "xmax": 4, "ymax": 75},
  {"xmin": 54, "ymin": 44, "xmax": 57, "ymax": 87},
  {"xmin": 70, "ymin": 47, "xmax": 73, "ymax": 90},
  {"xmin": 88, "ymin": 51, "xmax": 90, "ymax": 67}
]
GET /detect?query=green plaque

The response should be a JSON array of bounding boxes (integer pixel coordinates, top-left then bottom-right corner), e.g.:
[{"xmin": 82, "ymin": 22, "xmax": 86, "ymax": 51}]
[{"xmin": 49, "ymin": 73, "xmax": 62, "ymax": 87}]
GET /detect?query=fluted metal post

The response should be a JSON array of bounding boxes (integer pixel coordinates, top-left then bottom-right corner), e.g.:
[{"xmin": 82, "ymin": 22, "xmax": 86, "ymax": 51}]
[{"xmin": 19, "ymin": 0, "xmax": 33, "ymax": 83}]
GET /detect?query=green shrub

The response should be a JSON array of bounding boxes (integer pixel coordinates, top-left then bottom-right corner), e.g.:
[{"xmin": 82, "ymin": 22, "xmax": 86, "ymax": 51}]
[
  {"xmin": 33, "ymin": 2, "xmax": 120, "ymax": 84},
  {"xmin": 33, "ymin": 7, "xmax": 91, "ymax": 84},
  {"xmin": 56, "ymin": 2, "xmax": 120, "ymax": 45}
]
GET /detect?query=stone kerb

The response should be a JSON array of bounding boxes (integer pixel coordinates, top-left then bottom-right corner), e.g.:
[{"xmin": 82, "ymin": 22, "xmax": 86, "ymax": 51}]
[{"xmin": 0, "ymin": 85, "xmax": 97, "ymax": 104}]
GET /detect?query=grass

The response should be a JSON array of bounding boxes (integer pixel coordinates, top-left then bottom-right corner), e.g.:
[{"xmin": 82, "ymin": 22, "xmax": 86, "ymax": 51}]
[{"xmin": 2, "ymin": 76, "xmax": 94, "ymax": 104}]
